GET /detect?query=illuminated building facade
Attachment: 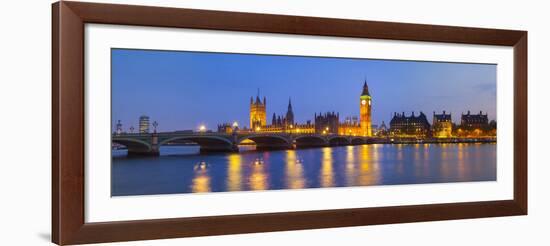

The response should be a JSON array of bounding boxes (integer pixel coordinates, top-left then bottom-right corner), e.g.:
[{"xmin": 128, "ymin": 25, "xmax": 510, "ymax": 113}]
[
  {"xmin": 259, "ymin": 122, "xmax": 315, "ymax": 134},
  {"xmin": 246, "ymin": 81, "xmax": 373, "ymax": 135},
  {"xmin": 249, "ymin": 93, "xmax": 267, "ymax": 129},
  {"xmin": 139, "ymin": 115, "xmax": 150, "ymax": 134},
  {"xmin": 389, "ymin": 112, "xmax": 431, "ymax": 137},
  {"xmin": 338, "ymin": 117, "xmax": 360, "ymax": 136},
  {"xmin": 315, "ymin": 112, "xmax": 339, "ymax": 134},
  {"xmin": 432, "ymin": 111, "xmax": 452, "ymax": 138},
  {"xmin": 248, "ymin": 95, "xmax": 314, "ymax": 133}
]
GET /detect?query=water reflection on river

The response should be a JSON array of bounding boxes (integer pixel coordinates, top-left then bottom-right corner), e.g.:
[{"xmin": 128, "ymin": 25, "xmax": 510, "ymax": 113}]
[{"xmin": 112, "ymin": 143, "xmax": 496, "ymax": 196}]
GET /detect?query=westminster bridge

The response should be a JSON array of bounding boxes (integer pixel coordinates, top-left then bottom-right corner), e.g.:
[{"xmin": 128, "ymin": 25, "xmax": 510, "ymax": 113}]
[{"xmin": 112, "ymin": 132, "xmax": 374, "ymax": 156}]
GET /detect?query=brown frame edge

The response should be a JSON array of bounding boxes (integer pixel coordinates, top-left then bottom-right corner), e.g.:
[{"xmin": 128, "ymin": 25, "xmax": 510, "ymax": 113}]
[{"xmin": 52, "ymin": 1, "xmax": 527, "ymax": 245}]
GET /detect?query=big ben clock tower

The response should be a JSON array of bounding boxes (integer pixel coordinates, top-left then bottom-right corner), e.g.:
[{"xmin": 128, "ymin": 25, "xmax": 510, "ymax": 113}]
[{"xmin": 359, "ymin": 80, "xmax": 372, "ymax": 136}]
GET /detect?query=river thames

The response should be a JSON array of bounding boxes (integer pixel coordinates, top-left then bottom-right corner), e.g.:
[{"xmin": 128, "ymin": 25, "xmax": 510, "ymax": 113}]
[{"xmin": 112, "ymin": 143, "xmax": 496, "ymax": 196}]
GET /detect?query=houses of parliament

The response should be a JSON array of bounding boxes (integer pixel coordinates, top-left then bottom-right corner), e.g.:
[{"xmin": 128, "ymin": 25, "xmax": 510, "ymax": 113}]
[
  {"xmin": 213, "ymin": 79, "xmax": 496, "ymax": 138},
  {"xmin": 223, "ymin": 81, "xmax": 373, "ymax": 136}
]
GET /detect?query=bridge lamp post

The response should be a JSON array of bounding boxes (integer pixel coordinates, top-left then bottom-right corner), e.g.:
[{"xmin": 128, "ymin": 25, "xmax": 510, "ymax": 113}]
[
  {"xmin": 129, "ymin": 126, "xmax": 134, "ymax": 134},
  {"xmin": 232, "ymin": 121, "xmax": 239, "ymax": 134},
  {"xmin": 152, "ymin": 121, "xmax": 158, "ymax": 134},
  {"xmin": 199, "ymin": 125, "xmax": 206, "ymax": 133}
]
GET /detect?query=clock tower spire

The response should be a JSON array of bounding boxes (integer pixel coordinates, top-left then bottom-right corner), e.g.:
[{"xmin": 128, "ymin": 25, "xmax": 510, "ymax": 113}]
[{"xmin": 359, "ymin": 79, "xmax": 372, "ymax": 136}]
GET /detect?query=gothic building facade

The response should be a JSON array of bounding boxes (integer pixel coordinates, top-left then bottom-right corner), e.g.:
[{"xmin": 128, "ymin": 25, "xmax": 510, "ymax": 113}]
[
  {"xmin": 271, "ymin": 99, "xmax": 295, "ymax": 127},
  {"xmin": 247, "ymin": 80, "xmax": 372, "ymax": 135},
  {"xmin": 315, "ymin": 112, "xmax": 339, "ymax": 134},
  {"xmin": 389, "ymin": 111, "xmax": 431, "ymax": 137},
  {"xmin": 461, "ymin": 110, "xmax": 489, "ymax": 130},
  {"xmin": 249, "ymin": 93, "xmax": 267, "ymax": 129},
  {"xmin": 457, "ymin": 110, "xmax": 493, "ymax": 137}
]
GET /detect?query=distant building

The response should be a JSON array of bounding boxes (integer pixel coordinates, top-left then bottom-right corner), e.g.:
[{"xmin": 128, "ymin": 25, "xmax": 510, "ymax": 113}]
[
  {"xmin": 432, "ymin": 111, "xmax": 452, "ymax": 138},
  {"xmin": 389, "ymin": 112, "xmax": 431, "ymax": 138},
  {"xmin": 461, "ymin": 110, "xmax": 489, "ymax": 130},
  {"xmin": 115, "ymin": 120, "xmax": 123, "ymax": 135},
  {"xmin": 315, "ymin": 112, "xmax": 339, "ymax": 134},
  {"xmin": 260, "ymin": 121, "xmax": 315, "ymax": 134},
  {"xmin": 271, "ymin": 98, "xmax": 295, "ymax": 128},
  {"xmin": 285, "ymin": 98, "xmax": 294, "ymax": 126},
  {"xmin": 458, "ymin": 110, "xmax": 492, "ymax": 137},
  {"xmin": 375, "ymin": 121, "xmax": 388, "ymax": 136},
  {"xmin": 217, "ymin": 123, "xmax": 235, "ymax": 134},
  {"xmin": 139, "ymin": 115, "xmax": 150, "ymax": 134},
  {"xmin": 246, "ymin": 94, "xmax": 314, "ymax": 134}
]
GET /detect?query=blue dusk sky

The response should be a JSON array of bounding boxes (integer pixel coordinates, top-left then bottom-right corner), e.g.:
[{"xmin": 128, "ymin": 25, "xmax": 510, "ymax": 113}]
[{"xmin": 112, "ymin": 49, "xmax": 496, "ymax": 132}]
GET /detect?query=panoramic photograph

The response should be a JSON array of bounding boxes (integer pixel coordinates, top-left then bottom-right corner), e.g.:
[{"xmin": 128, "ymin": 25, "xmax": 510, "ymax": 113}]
[{"xmin": 111, "ymin": 48, "xmax": 497, "ymax": 196}]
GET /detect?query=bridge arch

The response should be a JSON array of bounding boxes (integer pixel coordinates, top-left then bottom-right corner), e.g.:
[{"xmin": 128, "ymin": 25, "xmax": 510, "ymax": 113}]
[
  {"xmin": 238, "ymin": 134, "xmax": 292, "ymax": 150},
  {"xmin": 294, "ymin": 135, "xmax": 328, "ymax": 148},
  {"xmin": 351, "ymin": 138, "xmax": 366, "ymax": 145},
  {"xmin": 112, "ymin": 138, "xmax": 152, "ymax": 151},
  {"xmin": 328, "ymin": 136, "xmax": 351, "ymax": 146},
  {"xmin": 159, "ymin": 135, "xmax": 236, "ymax": 153}
]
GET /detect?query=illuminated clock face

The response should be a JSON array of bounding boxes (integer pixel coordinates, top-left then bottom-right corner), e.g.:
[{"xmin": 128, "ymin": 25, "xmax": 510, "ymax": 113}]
[{"xmin": 361, "ymin": 100, "xmax": 366, "ymax": 105}]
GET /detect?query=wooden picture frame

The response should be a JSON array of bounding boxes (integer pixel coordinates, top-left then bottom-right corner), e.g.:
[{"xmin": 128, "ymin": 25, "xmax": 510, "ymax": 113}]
[{"xmin": 52, "ymin": 1, "xmax": 527, "ymax": 245}]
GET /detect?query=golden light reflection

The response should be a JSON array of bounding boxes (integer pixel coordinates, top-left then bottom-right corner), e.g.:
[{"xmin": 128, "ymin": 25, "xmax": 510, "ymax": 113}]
[
  {"xmin": 345, "ymin": 146, "xmax": 356, "ymax": 185},
  {"xmin": 249, "ymin": 158, "xmax": 268, "ymax": 190},
  {"xmin": 320, "ymin": 147, "xmax": 334, "ymax": 187},
  {"xmin": 358, "ymin": 145, "xmax": 377, "ymax": 185},
  {"xmin": 440, "ymin": 144, "xmax": 451, "ymax": 179},
  {"xmin": 396, "ymin": 144, "xmax": 403, "ymax": 161},
  {"xmin": 414, "ymin": 144, "xmax": 421, "ymax": 161},
  {"xmin": 371, "ymin": 144, "xmax": 380, "ymax": 165},
  {"xmin": 227, "ymin": 154, "xmax": 242, "ymax": 191},
  {"xmin": 285, "ymin": 150, "xmax": 305, "ymax": 189},
  {"xmin": 192, "ymin": 166, "xmax": 211, "ymax": 193},
  {"xmin": 457, "ymin": 143, "xmax": 466, "ymax": 179},
  {"xmin": 422, "ymin": 144, "xmax": 430, "ymax": 177},
  {"xmin": 413, "ymin": 144, "xmax": 422, "ymax": 177}
]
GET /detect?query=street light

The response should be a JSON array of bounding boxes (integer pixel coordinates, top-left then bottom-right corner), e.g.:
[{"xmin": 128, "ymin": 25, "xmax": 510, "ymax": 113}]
[
  {"xmin": 152, "ymin": 121, "xmax": 158, "ymax": 133},
  {"xmin": 232, "ymin": 121, "xmax": 239, "ymax": 128},
  {"xmin": 199, "ymin": 125, "xmax": 206, "ymax": 132}
]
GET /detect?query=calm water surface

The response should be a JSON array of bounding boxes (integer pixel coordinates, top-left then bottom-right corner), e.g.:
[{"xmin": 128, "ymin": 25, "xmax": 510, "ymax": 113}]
[{"xmin": 112, "ymin": 143, "xmax": 496, "ymax": 196}]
